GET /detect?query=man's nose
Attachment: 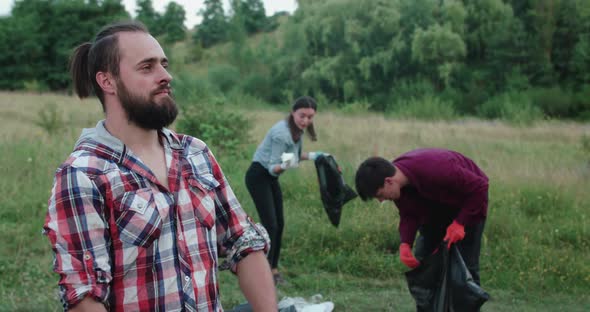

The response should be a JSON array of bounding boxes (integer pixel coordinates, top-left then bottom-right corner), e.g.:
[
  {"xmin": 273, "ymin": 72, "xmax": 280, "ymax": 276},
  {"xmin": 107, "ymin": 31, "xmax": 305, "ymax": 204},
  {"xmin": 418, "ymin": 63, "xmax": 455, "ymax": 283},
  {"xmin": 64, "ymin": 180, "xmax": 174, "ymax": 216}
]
[{"xmin": 158, "ymin": 66, "xmax": 173, "ymax": 83}]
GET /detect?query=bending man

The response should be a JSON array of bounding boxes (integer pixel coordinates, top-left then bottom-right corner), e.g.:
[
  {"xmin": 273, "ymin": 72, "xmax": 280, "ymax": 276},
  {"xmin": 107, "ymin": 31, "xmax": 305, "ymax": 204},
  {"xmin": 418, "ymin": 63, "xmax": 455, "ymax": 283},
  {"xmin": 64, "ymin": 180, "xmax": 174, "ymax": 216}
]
[{"xmin": 355, "ymin": 148, "xmax": 488, "ymax": 285}]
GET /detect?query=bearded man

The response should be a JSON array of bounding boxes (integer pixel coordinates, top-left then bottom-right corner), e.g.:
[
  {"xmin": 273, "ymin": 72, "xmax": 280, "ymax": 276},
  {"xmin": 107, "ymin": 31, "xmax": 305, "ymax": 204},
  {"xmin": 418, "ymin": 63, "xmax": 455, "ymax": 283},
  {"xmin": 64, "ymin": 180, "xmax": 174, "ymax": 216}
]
[{"xmin": 43, "ymin": 21, "xmax": 276, "ymax": 312}]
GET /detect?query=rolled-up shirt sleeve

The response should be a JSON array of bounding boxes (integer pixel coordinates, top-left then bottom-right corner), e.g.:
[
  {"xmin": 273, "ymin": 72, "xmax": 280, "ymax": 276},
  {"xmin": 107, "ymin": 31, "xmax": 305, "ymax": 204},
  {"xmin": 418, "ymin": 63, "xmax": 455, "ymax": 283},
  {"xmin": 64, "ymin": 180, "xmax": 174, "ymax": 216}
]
[
  {"xmin": 225, "ymin": 222, "xmax": 270, "ymax": 273},
  {"xmin": 43, "ymin": 166, "xmax": 112, "ymax": 310},
  {"xmin": 206, "ymin": 150, "xmax": 270, "ymax": 273}
]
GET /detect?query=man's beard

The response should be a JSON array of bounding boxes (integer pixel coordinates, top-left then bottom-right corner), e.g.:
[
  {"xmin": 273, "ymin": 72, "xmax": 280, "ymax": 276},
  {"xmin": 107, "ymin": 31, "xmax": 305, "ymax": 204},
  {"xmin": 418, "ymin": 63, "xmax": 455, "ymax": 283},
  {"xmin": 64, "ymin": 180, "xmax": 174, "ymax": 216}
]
[{"xmin": 117, "ymin": 79, "xmax": 178, "ymax": 130}]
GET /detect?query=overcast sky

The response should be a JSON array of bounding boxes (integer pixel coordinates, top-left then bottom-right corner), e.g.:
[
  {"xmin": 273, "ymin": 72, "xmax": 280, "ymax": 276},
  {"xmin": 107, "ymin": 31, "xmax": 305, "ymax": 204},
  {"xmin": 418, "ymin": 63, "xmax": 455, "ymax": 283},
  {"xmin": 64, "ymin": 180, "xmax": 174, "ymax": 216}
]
[{"xmin": 0, "ymin": 0, "xmax": 298, "ymax": 29}]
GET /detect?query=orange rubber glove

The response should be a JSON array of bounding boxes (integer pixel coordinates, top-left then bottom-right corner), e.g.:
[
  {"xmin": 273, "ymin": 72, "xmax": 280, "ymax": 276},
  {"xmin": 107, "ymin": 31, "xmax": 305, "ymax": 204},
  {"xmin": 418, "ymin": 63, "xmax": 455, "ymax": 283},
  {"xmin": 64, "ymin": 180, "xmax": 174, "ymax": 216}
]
[
  {"xmin": 443, "ymin": 220, "xmax": 465, "ymax": 249},
  {"xmin": 399, "ymin": 243, "xmax": 420, "ymax": 269}
]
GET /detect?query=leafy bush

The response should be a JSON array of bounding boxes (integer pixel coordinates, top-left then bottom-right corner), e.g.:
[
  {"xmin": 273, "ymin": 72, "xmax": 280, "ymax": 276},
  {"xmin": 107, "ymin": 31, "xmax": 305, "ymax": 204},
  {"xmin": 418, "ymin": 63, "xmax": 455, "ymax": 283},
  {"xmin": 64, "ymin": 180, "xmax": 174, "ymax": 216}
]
[
  {"xmin": 23, "ymin": 80, "xmax": 49, "ymax": 93},
  {"xmin": 581, "ymin": 135, "xmax": 590, "ymax": 166},
  {"xmin": 476, "ymin": 93, "xmax": 513, "ymax": 119},
  {"xmin": 176, "ymin": 104, "xmax": 251, "ymax": 157},
  {"xmin": 185, "ymin": 43, "xmax": 204, "ymax": 63},
  {"xmin": 172, "ymin": 73, "xmax": 220, "ymax": 108},
  {"xmin": 389, "ymin": 95, "xmax": 457, "ymax": 121},
  {"xmin": 453, "ymin": 69, "xmax": 492, "ymax": 114},
  {"xmin": 500, "ymin": 99, "xmax": 545, "ymax": 126},
  {"xmin": 225, "ymin": 91, "xmax": 267, "ymax": 110},
  {"xmin": 504, "ymin": 67, "xmax": 530, "ymax": 92},
  {"xmin": 239, "ymin": 72, "xmax": 279, "ymax": 103},
  {"xmin": 339, "ymin": 99, "xmax": 371, "ymax": 114},
  {"xmin": 527, "ymin": 87, "xmax": 576, "ymax": 118},
  {"xmin": 572, "ymin": 85, "xmax": 590, "ymax": 120},
  {"xmin": 389, "ymin": 78, "xmax": 435, "ymax": 103},
  {"xmin": 34, "ymin": 102, "xmax": 64, "ymax": 135},
  {"xmin": 207, "ymin": 64, "xmax": 241, "ymax": 94},
  {"xmin": 477, "ymin": 92, "xmax": 544, "ymax": 125}
]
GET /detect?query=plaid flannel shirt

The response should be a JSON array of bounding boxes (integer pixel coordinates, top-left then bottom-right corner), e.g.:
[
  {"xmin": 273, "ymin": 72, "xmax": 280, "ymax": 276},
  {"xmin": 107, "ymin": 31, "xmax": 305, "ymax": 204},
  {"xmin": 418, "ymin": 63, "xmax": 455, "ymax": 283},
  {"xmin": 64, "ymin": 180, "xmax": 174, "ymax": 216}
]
[{"xmin": 43, "ymin": 121, "xmax": 269, "ymax": 311}]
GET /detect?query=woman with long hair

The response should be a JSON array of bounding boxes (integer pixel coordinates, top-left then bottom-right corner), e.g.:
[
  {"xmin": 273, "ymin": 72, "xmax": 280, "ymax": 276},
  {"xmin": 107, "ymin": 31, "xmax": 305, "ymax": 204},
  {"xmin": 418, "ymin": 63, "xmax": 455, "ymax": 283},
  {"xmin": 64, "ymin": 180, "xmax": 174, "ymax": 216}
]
[{"xmin": 245, "ymin": 96, "xmax": 324, "ymax": 285}]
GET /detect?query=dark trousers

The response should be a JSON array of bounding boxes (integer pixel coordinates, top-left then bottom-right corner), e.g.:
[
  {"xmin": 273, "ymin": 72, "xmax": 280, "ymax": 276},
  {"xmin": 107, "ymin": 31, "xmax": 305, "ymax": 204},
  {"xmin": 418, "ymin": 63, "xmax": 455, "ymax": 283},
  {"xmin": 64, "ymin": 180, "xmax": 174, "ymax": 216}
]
[
  {"xmin": 414, "ymin": 218, "xmax": 486, "ymax": 285},
  {"xmin": 245, "ymin": 162, "xmax": 284, "ymax": 269}
]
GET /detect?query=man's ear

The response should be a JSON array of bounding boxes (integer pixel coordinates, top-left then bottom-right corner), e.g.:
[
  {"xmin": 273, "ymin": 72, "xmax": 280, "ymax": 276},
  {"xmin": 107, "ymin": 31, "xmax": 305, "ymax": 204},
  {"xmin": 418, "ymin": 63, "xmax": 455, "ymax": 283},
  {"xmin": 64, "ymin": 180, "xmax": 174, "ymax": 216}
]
[{"xmin": 96, "ymin": 72, "xmax": 116, "ymax": 95}]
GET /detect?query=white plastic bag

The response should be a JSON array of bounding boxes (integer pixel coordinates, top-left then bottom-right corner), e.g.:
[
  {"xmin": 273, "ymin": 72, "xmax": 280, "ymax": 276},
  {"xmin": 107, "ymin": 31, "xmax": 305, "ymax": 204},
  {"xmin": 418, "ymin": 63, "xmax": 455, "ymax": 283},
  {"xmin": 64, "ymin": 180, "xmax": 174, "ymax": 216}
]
[{"xmin": 278, "ymin": 294, "xmax": 334, "ymax": 312}]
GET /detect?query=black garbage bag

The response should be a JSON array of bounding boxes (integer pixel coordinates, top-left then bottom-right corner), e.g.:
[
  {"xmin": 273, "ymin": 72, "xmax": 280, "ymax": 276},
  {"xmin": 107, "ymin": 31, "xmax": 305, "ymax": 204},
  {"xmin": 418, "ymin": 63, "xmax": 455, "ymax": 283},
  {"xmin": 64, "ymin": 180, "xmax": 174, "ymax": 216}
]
[
  {"xmin": 404, "ymin": 244, "xmax": 449, "ymax": 312},
  {"xmin": 447, "ymin": 245, "xmax": 490, "ymax": 312},
  {"xmin": 314, "ymin": 154, "xmax": 357, "ymax": 227},
  {"xmin": 405, "ymin": 243, "xmax": 489, "ymax": 312}
]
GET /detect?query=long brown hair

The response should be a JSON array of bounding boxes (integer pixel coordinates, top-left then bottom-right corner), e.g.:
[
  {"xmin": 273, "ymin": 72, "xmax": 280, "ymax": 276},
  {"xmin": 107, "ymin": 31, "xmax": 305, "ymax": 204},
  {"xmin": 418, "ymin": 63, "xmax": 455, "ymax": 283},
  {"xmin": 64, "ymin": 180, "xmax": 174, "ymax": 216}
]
[
  {"xmin": 69, "ymin": 21, "xmax": 148, "ymax": 111},
  {"xmin": 287, "ymin": 96, "xmax": 317, "ymax": 142}
]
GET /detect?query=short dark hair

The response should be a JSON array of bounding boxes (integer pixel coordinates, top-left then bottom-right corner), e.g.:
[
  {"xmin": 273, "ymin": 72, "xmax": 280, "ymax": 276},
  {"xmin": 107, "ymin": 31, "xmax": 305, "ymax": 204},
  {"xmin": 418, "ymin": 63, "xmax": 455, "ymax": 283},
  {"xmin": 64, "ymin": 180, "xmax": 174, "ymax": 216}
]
[
  {"xmin": 69, "ymin": 20, "xmax": 148, "ymax": 110},
  {"xmin": 355, "ymin": 156, "xmax": 396, "ymax": 201}
]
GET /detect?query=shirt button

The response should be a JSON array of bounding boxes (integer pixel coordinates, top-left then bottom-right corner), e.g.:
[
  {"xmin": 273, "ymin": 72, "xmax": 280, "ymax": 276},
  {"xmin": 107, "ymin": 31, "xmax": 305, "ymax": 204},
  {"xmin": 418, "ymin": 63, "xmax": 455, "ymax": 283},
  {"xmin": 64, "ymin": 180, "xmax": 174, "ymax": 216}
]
[
  {"xmin": 84, "ymin": 254, "xmax": 91, "ymax": 260},
  {"xmin": 137, "ymin": 203, "xmax": 144, "ymax": 209},
  {"xmin": 185, "ymin": 276, "xmax": 190, "ymax": 281}
]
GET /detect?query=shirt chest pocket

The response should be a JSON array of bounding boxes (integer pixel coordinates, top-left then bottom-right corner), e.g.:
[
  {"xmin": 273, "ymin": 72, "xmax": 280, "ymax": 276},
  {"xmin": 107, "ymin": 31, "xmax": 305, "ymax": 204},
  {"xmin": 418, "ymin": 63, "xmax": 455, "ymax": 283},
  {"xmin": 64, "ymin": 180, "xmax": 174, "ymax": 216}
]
[
  {"xmin": 114, "ymin": 188, "xmax": 162, "ymax": 247},
  {"xmin": 186, "ymin": 174, "xmax": 219, "ymax": 230}
]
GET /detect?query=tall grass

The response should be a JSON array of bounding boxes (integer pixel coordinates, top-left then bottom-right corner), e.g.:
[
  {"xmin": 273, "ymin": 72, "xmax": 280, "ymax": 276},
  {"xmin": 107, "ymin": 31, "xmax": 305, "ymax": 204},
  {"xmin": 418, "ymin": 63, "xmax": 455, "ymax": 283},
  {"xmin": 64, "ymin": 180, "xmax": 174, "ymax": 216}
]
[{"xmin": 1, "ymin": 92, "xmax": 589, "ymax": 311}]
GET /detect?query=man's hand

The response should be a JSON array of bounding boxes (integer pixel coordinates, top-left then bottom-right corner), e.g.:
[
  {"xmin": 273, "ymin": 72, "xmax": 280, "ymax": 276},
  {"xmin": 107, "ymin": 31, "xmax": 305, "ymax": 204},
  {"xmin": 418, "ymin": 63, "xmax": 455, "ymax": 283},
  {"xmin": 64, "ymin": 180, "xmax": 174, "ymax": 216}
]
[
  {"xmin": 399, "ymin": 243, "xmax": 420, "ymax": 269},
  {"xmin": 443, "ymin": 220, "xmax": 465, "ymax": 249}
]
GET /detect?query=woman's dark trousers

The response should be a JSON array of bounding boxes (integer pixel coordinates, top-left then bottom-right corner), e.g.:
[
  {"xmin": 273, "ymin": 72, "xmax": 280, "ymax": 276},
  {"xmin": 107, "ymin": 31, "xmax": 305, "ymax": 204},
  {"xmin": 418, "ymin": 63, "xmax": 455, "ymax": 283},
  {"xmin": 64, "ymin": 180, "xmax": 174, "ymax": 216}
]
[{"xmin": 245, "ymin": 162, "xmax": 284, "ymax": 269}]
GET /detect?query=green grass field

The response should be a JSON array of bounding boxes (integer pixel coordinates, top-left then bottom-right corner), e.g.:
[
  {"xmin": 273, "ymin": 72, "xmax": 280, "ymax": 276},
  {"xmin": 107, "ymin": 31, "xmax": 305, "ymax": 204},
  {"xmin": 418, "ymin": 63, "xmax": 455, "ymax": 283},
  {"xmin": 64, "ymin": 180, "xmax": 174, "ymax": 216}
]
[{"xmin": 1, "ymin": 91, "xmax": 589, "ymax": 311}]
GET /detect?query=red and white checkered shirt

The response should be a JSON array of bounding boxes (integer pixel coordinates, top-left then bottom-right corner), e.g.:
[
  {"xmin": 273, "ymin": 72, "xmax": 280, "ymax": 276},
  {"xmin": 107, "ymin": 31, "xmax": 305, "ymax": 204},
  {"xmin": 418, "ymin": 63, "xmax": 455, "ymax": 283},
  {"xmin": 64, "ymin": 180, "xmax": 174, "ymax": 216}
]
[{"xmin": 44, "ymin": 121, "xmax": 269, "ymax": 311}]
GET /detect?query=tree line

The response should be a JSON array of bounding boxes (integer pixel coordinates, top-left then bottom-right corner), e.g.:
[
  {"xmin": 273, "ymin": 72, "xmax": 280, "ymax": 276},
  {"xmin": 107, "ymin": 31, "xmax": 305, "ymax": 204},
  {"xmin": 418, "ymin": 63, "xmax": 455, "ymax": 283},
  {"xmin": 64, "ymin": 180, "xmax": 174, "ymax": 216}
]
[
  {"xmin": 260, "ymin": 0, "xmax": 590, "ymax": 120},
  {"xmin": 0, "ymin": 0, "xmax": 275, "ymax": 90},
  {"xmin": 2, "ymin": 0, "xmax": 590, "ymax": 120}
]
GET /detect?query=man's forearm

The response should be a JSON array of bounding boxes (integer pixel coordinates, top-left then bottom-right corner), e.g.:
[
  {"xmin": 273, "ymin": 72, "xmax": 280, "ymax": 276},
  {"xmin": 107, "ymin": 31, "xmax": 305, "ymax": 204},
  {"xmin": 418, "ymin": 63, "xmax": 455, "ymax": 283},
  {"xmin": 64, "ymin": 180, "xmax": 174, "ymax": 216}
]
[
  {"xmin": 68, "ymin": 296, "xmax": 107, "ymax": 312},
  {"xmin": 236, "ymin": 251, "xmax": 277, "ymax": 311}
]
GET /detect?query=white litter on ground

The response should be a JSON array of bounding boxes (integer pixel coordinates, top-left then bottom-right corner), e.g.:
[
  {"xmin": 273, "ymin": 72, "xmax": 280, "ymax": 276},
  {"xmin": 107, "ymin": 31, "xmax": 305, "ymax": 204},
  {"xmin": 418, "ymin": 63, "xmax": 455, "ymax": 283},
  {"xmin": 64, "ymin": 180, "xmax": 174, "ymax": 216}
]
[{"xmin": 278, "ymin": 294, "xmax": 335, "ymax": 312}]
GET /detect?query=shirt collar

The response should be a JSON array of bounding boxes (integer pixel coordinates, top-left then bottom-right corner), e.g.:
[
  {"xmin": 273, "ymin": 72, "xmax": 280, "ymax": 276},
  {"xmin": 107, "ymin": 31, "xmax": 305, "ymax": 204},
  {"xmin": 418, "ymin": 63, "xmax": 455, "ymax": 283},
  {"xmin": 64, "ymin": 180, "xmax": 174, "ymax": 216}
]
[{"xmin": 74, "ymin": 120, "xmax": 183, "ymax": 159}]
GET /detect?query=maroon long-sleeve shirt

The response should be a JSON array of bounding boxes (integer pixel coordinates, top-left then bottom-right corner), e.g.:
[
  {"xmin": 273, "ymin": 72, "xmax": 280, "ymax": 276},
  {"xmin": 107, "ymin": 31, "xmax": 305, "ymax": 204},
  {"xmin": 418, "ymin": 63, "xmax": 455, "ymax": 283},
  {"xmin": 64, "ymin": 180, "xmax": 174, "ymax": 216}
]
[{"xmin": 393, "ymin": 148, "xmax": 488, "ymax": 245}]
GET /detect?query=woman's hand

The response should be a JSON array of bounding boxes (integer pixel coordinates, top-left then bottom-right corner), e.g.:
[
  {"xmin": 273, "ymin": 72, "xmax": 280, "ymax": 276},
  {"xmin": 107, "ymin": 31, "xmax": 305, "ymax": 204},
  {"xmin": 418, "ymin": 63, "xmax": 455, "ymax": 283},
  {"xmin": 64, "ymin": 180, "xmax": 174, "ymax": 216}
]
[{"xmin": 307, "ymin": 151, "xmax": 328, "ymax": 161}]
